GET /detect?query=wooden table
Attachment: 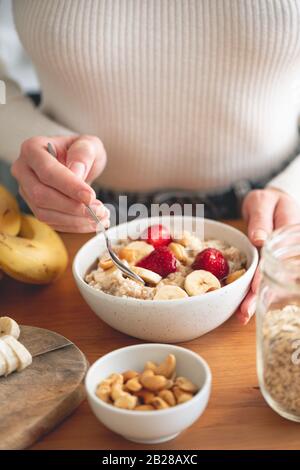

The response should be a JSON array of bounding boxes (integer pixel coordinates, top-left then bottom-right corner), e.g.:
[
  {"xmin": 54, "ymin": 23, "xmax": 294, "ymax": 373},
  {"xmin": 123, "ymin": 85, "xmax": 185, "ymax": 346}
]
[{"xmin": 1, "ymin": 220, "xmax": 299, "ymax": 450}]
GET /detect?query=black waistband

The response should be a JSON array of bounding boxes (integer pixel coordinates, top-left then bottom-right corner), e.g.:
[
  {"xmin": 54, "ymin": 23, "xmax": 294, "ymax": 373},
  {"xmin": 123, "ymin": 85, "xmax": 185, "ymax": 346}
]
[
  {"xmin": 96, "ymin": 182, "xmax": 248, "ymax": 220},
  {"xmin": 95, "ymin": 147, "xmax": 299, "ymax": 221}
]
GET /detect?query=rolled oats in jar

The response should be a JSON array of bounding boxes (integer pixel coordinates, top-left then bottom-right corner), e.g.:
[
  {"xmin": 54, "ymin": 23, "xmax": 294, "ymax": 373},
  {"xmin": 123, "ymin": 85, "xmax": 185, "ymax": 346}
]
[{"xmin": 257, "ymin": 225, "xmax": 300, "ymax": 422}]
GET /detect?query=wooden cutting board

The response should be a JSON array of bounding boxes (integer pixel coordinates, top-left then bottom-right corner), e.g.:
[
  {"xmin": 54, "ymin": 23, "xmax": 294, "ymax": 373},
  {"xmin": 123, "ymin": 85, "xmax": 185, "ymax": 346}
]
[{"xmin": 0, "ymin": 326, "xmax": 88, "ymax": 450}]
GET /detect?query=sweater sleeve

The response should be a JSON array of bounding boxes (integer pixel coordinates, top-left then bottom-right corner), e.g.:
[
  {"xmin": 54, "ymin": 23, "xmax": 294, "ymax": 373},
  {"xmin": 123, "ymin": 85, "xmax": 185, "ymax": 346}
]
[
  {"xmin": 0, "ymin": 58, "xmax": 74, "ymax": 164},
  {"xmin": 267, "ymin": 154, "xmax": 300, "ymax": 205}
]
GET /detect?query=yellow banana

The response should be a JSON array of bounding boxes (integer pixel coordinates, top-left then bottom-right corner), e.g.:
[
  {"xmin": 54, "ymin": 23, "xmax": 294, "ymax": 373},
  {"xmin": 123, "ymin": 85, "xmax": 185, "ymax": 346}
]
[
  {"xmin": 0, "ymin": 185, "xmax": 21, "ymax": 236},
  {"xmin": 0, "ymin": 214, "xmax": 68, "ymax": 284}
]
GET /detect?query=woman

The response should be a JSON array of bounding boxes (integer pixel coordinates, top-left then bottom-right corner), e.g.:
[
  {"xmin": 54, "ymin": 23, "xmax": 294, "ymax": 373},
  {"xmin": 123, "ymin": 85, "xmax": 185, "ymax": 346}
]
[{"xmin": 1, "ymin": 0, "xmax": 300, "ymax": 324}]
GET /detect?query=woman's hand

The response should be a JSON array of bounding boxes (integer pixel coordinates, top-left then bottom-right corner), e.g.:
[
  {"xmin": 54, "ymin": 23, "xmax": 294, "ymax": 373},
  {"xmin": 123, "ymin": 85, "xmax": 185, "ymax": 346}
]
[
  {"xmin": 237, "ymin": 188, "xmax": 300, "ymax": 324},
  {"xmin": 11, "ymin": 135, "xmax": 109, "ymax": 232}
]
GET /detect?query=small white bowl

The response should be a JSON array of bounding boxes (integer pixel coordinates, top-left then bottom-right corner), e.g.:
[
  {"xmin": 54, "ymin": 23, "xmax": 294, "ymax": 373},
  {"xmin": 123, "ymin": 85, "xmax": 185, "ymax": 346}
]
[
  {"xmin": 73, "ymin": 216, "xmax": 258, "ymax": 342},
  {"xmin": 85, "ymin": 343, "xmax": 211, "ymax": 444}
]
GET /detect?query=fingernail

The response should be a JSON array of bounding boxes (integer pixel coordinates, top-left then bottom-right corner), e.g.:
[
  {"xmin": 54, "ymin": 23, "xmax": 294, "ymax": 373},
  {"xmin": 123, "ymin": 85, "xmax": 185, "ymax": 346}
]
[
  {"xmin": 241, "ymin": 315, "xmax": 250, "ymax": 326},
  {"xmin": 91, "ymin": 204, "xmax": 110, "ymax": 218},
  {"xmin": 103, "ymin": 206, "xmax": 110, "ymax": 218},
  {"xmin": 69, "ymin": 162, "xmax": 86, "ymax": 179},
  {"xmin": 79, "ymin": 190, "xmax": 93, "ymax": 205},
  {"xmin": 92, "ymin": 204, "xmax": 106, "ymax": 217},
  {"xmin": 87, "ymin": 202, "xmax": 108, "ymax": 221},
  {"xmin": 247, "ymin": 298, "xmax": 257, "ymax": 318},
  {"xmin": 237, "ymin": 311, "xmax": 250, "ymax": 325},
  {"xmin": 90, "ymin": 202, "xmax": 101, "ymax": 209},
  {"xmin": 252, "ymin": 229, "xmax": 268, "ymax": 243}
]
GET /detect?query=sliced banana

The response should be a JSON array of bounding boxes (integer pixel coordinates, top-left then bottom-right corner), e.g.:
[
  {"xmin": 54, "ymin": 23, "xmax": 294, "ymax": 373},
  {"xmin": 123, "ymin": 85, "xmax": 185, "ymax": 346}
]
[
  {"xmin": 184, "ymin": 270, "xmax": 221, "ymax": 296},
  {"xmin": 0, "ymin": 338, "xmax": 18, "ymax": 375},
  {"xmin": 132, "ymin": 266, "xmax": 162, "ymax": 285},
  {"xmin": 0, "ymin": 316, "xmax": 20, "ymax": 339},
  {"xmin": 120, "ymin": 241, "xmax": 154, "ymax": 263},
  {"xmin": 3, "ymin": 335, "xmax": 32, "ymax": 371},
  {"xmin": 0, "ymin": 351, "xmax": 7, "ymax": 376},
  {"xmin": 154, "ymin": 285, "xmax": 188, "ymax": 300}
]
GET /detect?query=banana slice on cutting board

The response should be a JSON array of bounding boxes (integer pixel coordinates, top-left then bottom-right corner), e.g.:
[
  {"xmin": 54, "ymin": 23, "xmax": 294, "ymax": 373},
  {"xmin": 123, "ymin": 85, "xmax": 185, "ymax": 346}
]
[
  {"xmin": 0, "ymin": 351, "xmax": 7, "ymax": 376},
  {"xmin": 2, "ymin": 335, "xmax": 32, "ymax": 371},
  {"xmin": 184, "ymin": 270, "xmax": 221, "ymax": 296},
  {"xmin": 0, "ymin": 317, "xmax": 32, "ymax": 377},
  {"xmin": 154, "ymin": 285, "xmax": 188, "ymax": 300},
  {"xmin": 0, "ymin": 316, "xmax": 20, "ymax": 339},
  {"xmin": 0, "ymin": 338, "xmax": 18, "ymax": 375}
]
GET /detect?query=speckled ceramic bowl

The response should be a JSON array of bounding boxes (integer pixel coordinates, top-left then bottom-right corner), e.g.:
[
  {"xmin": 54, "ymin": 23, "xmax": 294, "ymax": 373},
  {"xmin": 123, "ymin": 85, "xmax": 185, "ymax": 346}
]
[{"xmin": 73, "ymin": 216, "xmax": 258, "ymax": 342}]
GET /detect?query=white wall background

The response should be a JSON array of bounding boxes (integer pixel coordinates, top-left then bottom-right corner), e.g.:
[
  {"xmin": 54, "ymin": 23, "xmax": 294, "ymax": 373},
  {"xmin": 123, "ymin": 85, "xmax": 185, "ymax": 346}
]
[{"xmin": 0, "ymin": 0, "xmax": 39, "ymax": 92}]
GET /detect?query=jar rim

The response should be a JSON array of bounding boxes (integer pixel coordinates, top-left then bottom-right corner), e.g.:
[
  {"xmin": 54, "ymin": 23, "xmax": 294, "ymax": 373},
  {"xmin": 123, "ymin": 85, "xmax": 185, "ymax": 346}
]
[{"xmin": 262, "ymin": 224, "xmax": 300, "ymax": 292}]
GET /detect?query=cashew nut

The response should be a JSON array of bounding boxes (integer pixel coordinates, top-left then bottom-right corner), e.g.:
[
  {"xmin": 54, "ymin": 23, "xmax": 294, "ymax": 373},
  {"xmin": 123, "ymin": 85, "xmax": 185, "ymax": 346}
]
[
  {"xmin": 99, "ymin": 254, "xmax": 114, "ymax": 270},
  {"xmin": 173, "ymin": 386, "xmax": 194, "ymax": 404},
  {"xmin": 158, "ymin": 389, "xmax": 176, "ymax": 406},
  {"xmin": 125, "ymin": 377, "xmax": 142, "ymax": 392},
  {"xmin": 111, "ymin": 382, "xmax": 127, "ymax": 401},
  {"xmin": 107, "ymin": 373, "xmax": 124, "ymax": 385},
  {"xmin": 140, "ymin": 373, "xmax": 168, "ymax": 392},
  {"xmin": 169, "ymin": 242, "xmax": 187, "ymax": 262},
  {"xmin": 95, "ymin": 383, "xmax": 111, "ymax": 403},
  {"xmin": 144, "ymin": 361, "xmax": 157, "ymax": 372},
  {"xmin": 122, "ymin": 370, "xmax": 139, "ymax": 382},
  {"xmin": 165, "ymin": 379, "xmax": 174, "ymax": 390},
  {"xmin": 114, "ymin": 393, "xmax": 138, "ymax": 410},
  {"xmin": 175, "ymin": 376, "xmax": 198, "ymax": 393},
  {"xmin": 97, "ymin": 379, "xmax": 112, "ymax": 389},
  {"xmin": 118, "ymin": 246, "xmax": 137, "ymax": 263},
  {"xmin": 134, "ymin": 404, "xmax": 155, "ymax": 411},
  {"xmin": 140, "ymin": 369, "xmax": 155, "ymax": 380},
  {"xmin": 150, "ymin": 397, "xmax": 169, "ymax": 409},
  {"xmin": 95, "ymin": 373, "xmax": 123, "ymax": 402},
  {"xmin": 155, "ymin": 354, "xmax": 176, "ymax": 378},
  {"xmin": 225, "ymin": 268, "xmax": 246, "ymax": 285},
  {"xmin": 134, "ymin": 389, "xmax": 156, "ymax": 404},
  {"xmin": 176, "ymin": 392, "xmax": 194, "ymax": 404}
]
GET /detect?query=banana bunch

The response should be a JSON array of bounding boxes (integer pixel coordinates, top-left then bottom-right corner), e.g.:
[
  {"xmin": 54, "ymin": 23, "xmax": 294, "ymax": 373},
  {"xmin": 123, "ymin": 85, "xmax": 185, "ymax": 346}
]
[
  {"xmin": 0, "ymin": 185, "xmax": 68, "ymax": 284},
  {"xmin": 0, "ymin": 316, "xmax": 32, "ymax": 377}
]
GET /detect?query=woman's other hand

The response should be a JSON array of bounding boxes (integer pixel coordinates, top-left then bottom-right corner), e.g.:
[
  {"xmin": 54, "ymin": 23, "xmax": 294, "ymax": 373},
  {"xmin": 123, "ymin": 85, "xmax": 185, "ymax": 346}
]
[
  {"xmin": 11, "ymin": 135, "xmax": 109, "ymax": 232},
  {"xmin": 237, "ymin": 188, "xmax": 300, "ymax": 324}
]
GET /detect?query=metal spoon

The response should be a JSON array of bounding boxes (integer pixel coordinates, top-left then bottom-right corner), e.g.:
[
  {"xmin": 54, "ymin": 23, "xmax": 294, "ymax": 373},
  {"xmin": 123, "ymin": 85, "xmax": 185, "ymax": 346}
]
[{"xmin": 47, "ymin": 142, "xmax": 145, "ymax": 284}]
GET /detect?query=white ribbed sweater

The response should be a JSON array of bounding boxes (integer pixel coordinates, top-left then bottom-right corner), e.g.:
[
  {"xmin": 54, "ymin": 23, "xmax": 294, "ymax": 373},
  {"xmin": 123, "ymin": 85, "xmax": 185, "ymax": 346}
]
[{"xmin": 1, "ymin": 0, "xmax": 300, "ymax": 202}]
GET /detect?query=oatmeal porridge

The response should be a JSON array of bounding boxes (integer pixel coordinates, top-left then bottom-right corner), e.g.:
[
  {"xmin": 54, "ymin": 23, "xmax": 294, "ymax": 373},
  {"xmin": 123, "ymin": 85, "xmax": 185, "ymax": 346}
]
[
  {"xmin": 85, "ymin": 224, "xmax": 247, "ymax": 300},
  {"xmin": 262, "ymin": 305, "xmax": 300, "ymax": 417}
]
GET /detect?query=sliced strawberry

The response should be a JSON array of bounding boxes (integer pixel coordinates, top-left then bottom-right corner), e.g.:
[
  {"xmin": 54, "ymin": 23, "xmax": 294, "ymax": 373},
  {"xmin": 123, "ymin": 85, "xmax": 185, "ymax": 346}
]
[
  {"xmin": 192, "ymin": 248, "xmax": 229, "ymax": 280},
  {"xmin": 140, "ymin": 224, "xmax": 172, "ymax": 248},
  {"xmin": 137, "ymin": 246, "xmax": 177, "ymax": 278}
]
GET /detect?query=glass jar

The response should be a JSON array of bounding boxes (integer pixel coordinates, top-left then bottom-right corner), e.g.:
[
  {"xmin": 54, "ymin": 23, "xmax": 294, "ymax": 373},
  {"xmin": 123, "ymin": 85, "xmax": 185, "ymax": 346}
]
[{"xmin": 257, "ymin": 224, "xmax": 300, "ymax": 422}]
